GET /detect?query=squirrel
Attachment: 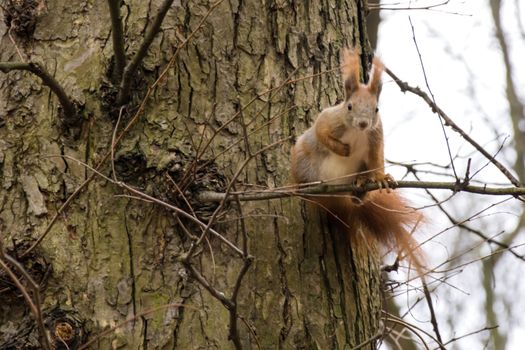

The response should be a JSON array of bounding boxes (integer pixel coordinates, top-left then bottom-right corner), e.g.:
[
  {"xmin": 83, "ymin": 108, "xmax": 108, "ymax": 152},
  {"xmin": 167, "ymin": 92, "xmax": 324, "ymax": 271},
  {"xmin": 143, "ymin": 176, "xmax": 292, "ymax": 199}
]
[{"xmin": 290, "ymin": 48, "xmax": 422, "ymax": 269}]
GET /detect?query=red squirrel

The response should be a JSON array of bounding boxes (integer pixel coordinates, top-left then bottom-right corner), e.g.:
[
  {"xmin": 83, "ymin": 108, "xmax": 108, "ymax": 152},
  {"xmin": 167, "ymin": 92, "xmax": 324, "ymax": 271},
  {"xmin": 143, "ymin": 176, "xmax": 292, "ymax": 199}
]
[{"xmin": 291, "ymin": 48, "xmax": 422, "ymax": 267}]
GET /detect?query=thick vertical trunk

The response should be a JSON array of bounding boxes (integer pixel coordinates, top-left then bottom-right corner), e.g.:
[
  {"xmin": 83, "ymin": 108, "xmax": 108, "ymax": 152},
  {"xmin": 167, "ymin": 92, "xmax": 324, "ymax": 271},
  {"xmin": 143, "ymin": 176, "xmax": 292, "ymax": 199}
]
[{"xmin": 0, "ymin": 0, "xmax": 381, "ymax": 348}]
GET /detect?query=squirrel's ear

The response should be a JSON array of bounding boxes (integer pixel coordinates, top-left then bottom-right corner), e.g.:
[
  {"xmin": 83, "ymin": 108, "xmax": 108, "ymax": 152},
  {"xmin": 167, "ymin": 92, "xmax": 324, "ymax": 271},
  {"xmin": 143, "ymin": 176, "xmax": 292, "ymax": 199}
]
[
  {"xmin": 341, "ymin": 48, "xmax": 360, "ymax": 100},
  {"xmin": 368, "ymin": 56, "xmax": 384, "ymax": 97}
]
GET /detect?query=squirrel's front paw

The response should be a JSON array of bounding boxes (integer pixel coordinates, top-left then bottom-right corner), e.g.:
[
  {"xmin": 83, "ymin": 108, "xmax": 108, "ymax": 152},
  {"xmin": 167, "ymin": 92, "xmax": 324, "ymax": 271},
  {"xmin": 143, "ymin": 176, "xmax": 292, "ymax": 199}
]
[{"xmin": 332, "ymin": 142, "xmax": 350, "ymax": 156}]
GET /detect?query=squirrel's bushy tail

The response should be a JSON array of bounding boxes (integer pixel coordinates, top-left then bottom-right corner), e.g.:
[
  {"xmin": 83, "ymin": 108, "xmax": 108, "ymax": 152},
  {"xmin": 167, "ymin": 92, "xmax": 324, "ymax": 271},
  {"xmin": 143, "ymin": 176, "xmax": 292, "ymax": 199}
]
[{"xmin": 323, "ymin": 192, "xmax": 424, "ymax": 271}]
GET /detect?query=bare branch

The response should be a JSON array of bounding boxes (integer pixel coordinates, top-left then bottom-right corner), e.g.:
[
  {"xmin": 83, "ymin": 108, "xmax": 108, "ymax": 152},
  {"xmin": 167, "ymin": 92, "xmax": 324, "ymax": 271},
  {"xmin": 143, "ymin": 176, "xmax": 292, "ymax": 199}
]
[
  {"xmin": 385, "ymin": 67, "xmax": 521, "ymax": 187},
  {"xmin": 116, "ymin": 0, "xmax": 176, "ymax": 105},
  {"xmin": 184, "ymin": 136, "xmax": 291, "ymax": 260},
  {"xmin": 411, "ymin": 172, "xmax": 525, "ymax": 262},
  {"xmin": 21, "ymin": 1, "xmax": 224, "ymax": 257},
  {"xmin": 349, "ymin": 332, "xmax": 383, "ymax": 350},
  {"xmin": 383, "ymin": 314, "xmax": 431, "ymax": 350},
  {"xmin": 107, "ymin": 0, "xmax": 127, "ymax": 81},
  {"xmin": 368, "ymin": 0, "xmax": 450, "ymax": 11},
  {"xmin": 119, "ymin": 181, "xmax": 244, "ymax": 257},
  {"xmin": 441, "ymin": 325, "xmax": 498, "ymax": 347},
  {"xmin": 408, "ymin": 17, "xmax": 458, "ymax": 181},
  {"xmin": 422, "ymin": 278, "xmax": 445, "ymax": 350},
  {"xmin": 182, "ymin": 261, "xmax": 232, "ymax": 308},
  {"xmin": 197, "ymin": 180, "xmax": 525, "ymax": 203},
  {"xmin": 0, "ymin": 61, "xmax": 77, "ymax": 119}
]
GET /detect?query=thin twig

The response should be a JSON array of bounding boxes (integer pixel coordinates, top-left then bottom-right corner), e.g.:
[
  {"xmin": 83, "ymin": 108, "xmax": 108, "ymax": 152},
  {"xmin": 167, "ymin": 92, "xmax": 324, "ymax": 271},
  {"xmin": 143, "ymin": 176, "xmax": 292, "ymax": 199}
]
[
  {"xmin": 411, "ymin": 173, "xmax": 525, "ymax": 262},
  {"xmin": 7, "ymin": 26, "xmax": 25, "ymax": 60},
  {"xmin": 202, "ymin": 105, "xmax": 297, "ymax": 172},
  {"xmin": 383, "ymin": 315, "xmax": 431, "ymax": 350},
  {"xmin": 184, "ymin": 136, "xmax": 291, "ymax": 260},
  {"xmin": 238, "ymin": 314, "xmax": 262, "ymax": 350},
  {"xmin": 182, "ymin": 262, "xmax": 232, "ymax": 307},
  {"xmin": 435, "ymin": 242, "xmax": 525, "ymax": 274},
  {"xmin": 33, "ymin": 154, "xmax": 245, "ymax": 257},
  {"xmin": 192, "ymin": 66, "xmax": 301, "ymax": 164},
  {"xmin": 421, "ymin": 278, "xmax": 445, "ymax": 350},
  {"xmin": 166, "ymin": 174, "xmax": 217, "ymax": 280},
  {"xmin": 385, "ymin": 67, "xmax": 521, "ymax": 187},
  {"xmin": 369, "ymin": 0, "xmax": 451, "ymax": 11},
  {"xmin": 408, "ymin": 17, "xmax": 458, "ymax": 181},
  {"xmin": 115, "ymin": 184, "xmax": 242, "ymax": 256},
  {"xmin": 349, "ymin": 332, "xmax": 383, "ymax": 350},
  {"xmin": 440, "ymin": 325, "xmax": 498, "ymax": 348},
  {"xmin": 229, "ymin": 202, "xmax": 253, "ymax": 347},
  {"xmin": 21, "ymin": 1, "xmax": 223, "ymax": 257},
  {"xmin": 418, "ymin": 198, "xmax": 513, "ymax": 270}
]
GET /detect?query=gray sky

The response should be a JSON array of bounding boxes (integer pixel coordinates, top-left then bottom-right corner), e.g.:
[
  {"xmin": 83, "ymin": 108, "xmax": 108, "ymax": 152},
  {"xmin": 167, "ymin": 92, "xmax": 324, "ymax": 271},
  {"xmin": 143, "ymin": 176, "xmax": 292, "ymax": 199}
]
[{"xmin": 377, "ymin": 1, "xmax": 525, "ymax": 348}]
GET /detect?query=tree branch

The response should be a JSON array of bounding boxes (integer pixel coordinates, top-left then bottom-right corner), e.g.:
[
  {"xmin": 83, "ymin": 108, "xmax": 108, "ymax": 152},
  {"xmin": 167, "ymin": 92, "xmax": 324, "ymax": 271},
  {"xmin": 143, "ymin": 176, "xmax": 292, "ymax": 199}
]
[
  {"xmin": 385, "ymin": 67, "xmax": 521, "ymax": 187},
  {"xmin": 0, "ymin": 62, "xmax": 77, "ymax": 119},
  {"xmin": 408, "ymin": 18, "xmax": 459, "ymax": 181},
  {"xmin": 107, "ymin": 0, "xmax": 127, "ymax": 81},
  {"xmin": 368, "ymin": 0, "xmax": 451, "ymax": 11},
  {"xmin": 197, "ymin": 180, "xmax": 525, "ymax": 203},
  {"xmin": 116, "ymin": 0, "xmax": 175, "ymax": 105},
  {"xmin": 422, "ymin": 278, "xmax": 445, "ymax": 350},
  {"xmin": 182, "ymin": 261, "xmax": 233, "ymax": 308},
  {"xmin": 410, "ymin": 172, "xmax": 525, "ymax": 262}
]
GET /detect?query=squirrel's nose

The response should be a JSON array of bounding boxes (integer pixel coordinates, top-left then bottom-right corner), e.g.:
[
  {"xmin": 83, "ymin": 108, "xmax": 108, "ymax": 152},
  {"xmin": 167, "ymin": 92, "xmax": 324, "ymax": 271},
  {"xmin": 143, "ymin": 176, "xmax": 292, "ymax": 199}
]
[{"xmin": 358, "ymin": 121, "xmax": 369, "ymax": 129}]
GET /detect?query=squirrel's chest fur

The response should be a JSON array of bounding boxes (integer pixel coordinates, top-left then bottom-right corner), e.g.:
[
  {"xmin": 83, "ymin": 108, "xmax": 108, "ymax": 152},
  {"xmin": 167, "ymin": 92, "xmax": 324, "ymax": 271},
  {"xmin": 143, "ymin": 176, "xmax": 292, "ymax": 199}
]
[{"xmin": 319, "ymin": 128, "xmax": 370, "ymax": 184}]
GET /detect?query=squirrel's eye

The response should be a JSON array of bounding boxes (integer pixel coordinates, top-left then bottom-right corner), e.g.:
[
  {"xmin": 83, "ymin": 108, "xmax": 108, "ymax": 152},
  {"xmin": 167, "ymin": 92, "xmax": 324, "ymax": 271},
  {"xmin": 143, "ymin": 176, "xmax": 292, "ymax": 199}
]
[
  {"xmin": 347, "ymin": 103, "xmax": 353, "ymax": 111},
  {"xmin": 375, "ymin": 107, "xmax": 379, "ymax": 113}
]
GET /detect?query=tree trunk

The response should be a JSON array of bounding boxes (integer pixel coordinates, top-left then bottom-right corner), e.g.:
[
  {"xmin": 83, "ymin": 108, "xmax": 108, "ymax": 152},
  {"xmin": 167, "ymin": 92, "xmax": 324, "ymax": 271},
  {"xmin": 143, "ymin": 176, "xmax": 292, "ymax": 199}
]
[{"xmin": 0, "ymin": 0, "xmax": 381, "ymax": 348}]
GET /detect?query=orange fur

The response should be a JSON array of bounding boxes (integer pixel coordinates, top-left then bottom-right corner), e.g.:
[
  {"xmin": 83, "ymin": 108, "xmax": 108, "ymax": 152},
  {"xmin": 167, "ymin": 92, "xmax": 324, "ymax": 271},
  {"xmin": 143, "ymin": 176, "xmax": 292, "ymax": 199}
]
[
  {"xmin": 347, "ymin": 192, "xmax": 423, "ymax": 271},
  {"xmin": 310, "ymin": 191, "xmax": 424, "ymax": 272}
]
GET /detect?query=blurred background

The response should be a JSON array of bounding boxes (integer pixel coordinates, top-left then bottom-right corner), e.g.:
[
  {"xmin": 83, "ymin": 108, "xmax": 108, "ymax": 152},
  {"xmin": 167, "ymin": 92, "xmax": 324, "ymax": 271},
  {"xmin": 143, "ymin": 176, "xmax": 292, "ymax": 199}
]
[{"xmin": 369, "ymin": 1, "xmax": 525, "ymax": 349}]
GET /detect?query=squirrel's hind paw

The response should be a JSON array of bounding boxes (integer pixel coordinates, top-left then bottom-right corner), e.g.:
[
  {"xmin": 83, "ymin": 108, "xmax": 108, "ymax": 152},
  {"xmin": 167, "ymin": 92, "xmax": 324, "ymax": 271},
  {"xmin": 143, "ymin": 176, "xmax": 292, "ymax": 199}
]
[
  {"xmin": 374, "ymin": 173, "xmax": 397, "ymax": 192},
  {"xmin": 355, "ymin": 172, "xmax": 397, "ymax": 193}
]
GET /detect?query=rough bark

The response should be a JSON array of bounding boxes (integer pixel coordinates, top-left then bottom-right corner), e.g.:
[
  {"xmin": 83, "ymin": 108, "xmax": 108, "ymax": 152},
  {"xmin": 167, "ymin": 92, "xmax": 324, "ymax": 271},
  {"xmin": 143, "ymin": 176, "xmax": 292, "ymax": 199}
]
[
  {"xmin": 366, "ymin": 3, "xmax": 380, "ymax": 49},
  {"xmin": 0, "ymin": 0, "xmax": 381, "ymax": 348}
]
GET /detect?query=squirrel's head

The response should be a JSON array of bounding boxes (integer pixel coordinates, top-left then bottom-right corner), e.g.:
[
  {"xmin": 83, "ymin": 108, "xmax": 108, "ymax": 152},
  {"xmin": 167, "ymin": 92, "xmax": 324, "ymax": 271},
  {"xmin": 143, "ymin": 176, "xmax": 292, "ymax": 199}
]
[{"xmin": 341, "ymin": 49, "xmax": 383, "ymax": 131}]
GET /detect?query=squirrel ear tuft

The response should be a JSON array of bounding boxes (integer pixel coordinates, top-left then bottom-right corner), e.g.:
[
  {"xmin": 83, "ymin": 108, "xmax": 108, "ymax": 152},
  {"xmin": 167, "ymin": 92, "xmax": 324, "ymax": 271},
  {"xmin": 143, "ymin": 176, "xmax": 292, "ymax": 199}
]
[
  {"xmin": 368, "ymin": 56, "xmax": 384, "ymax": 96},
  {"xmin": 341, "ymin": 48, "xmax": 360, "ymax": 100}
]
